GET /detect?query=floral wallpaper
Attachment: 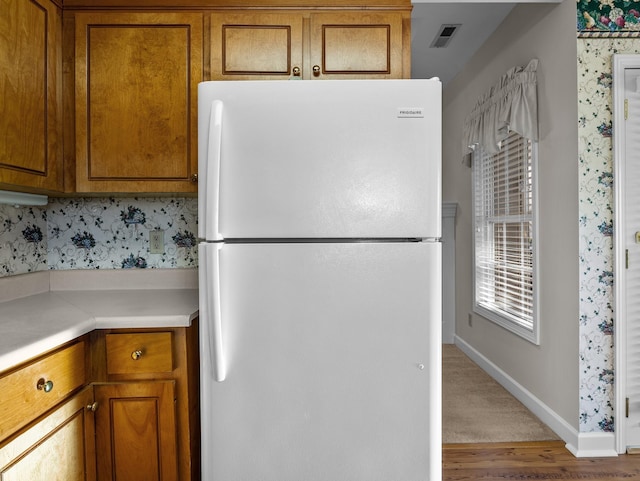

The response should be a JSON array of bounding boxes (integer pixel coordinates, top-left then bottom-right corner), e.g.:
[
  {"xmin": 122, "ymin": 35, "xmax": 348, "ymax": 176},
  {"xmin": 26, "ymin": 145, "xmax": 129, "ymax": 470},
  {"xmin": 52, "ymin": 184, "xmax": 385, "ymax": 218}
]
[
  {"xmin": 0, "ymin": 204, "xmax": 48, "ymax": 276},
  {"xmin": 0, "ymin": 197, "xmax": 198, "ymax": 277},
  {"xmin": 578, "ymin": 0, "xmax": 640, "ymax": 32},
  {"xmin": 577, "ymin": 37, "xmax": 640, "ymax": 433}
]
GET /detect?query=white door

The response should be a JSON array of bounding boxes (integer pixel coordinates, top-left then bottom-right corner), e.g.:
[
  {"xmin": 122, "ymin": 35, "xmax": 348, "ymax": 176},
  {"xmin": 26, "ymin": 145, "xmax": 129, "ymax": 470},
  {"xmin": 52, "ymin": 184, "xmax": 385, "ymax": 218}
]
[
  {"xmin": 197, "ymin": 79, "xmax": 442, "ymax": 240},
  {"xmin": 623, "ymin": 67, "xmax": 640, "ymax": 449},
  {"xmin": 199, "ymin": 241, "xmax": 441, "ymax": 481}
]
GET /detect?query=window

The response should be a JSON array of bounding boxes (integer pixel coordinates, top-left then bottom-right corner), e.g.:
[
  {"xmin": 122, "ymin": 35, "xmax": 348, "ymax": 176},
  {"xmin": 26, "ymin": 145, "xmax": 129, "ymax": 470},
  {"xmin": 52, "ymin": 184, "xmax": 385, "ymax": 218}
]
[{"xmin": 472, "ymin": 131, "xmax": 539, "ymax": 344}]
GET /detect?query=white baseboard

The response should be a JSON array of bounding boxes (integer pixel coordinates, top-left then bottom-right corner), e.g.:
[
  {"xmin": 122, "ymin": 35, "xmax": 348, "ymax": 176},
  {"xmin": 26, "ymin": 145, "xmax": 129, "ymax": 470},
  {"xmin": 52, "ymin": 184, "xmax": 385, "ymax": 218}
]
[
  {"xmin": 453, "ymin": 336, "xmax": 618, "ymax": 458},
  {"xmin": 564, "ymin": 432, "xmax": 617, "ymax": 457}
]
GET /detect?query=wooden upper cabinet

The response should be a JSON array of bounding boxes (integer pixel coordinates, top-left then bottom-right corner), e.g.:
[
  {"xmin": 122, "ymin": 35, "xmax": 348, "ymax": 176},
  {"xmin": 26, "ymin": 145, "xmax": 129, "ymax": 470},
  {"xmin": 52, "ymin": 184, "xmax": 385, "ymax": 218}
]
[
  {"xmin": 309, "ymin": 12, "xmax": 405, "ymax": 79},
  {"xmin": 0, "ymin": 0, "xmax": 63, "ymax": 193},
  {"xmin": 73, "ymin": 12, "xmax": 202, "ymax": 193},
  {"xmin": 3, "ymin": 1, "xmax": 410, "ymax": 195},
  {"xmin": 209, "ymin": 9, "xmax": 409, "ymax": 80},
  {"xmin": 210, "ymin": 13, "xmax": 304, "ymax": 80}
]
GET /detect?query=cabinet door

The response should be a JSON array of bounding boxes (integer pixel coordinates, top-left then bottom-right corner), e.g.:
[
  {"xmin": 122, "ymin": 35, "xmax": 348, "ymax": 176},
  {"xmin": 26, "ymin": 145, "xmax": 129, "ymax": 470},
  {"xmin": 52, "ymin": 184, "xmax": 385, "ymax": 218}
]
[
  {"xmin": 309, "ymin": 12, "xmax": 406, "ymax": 79},
  {"xmin": 0, "ymin": 0, "xmax": 63, "ymax": 192},
  {"xmin": 0, "ymin": 386, "xmax": 96, "ymax": 481},
  {"xmin": 74, "ymin": 13, "xmax": 202, "ymax": 193},
  {"xmin": 94, "ymin": 381, "xmax": 177, "ymax": 481},
  {"xmin": 209, "ymin": 12, "xmax": 303, "ymax": 80}
]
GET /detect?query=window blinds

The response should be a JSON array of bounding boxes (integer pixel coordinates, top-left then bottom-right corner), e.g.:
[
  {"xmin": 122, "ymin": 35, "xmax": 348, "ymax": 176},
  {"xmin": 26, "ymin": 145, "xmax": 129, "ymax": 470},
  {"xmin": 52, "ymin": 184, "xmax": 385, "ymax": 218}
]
[{"xmin": 474, "ymin": 132, "xmax": 534, "ymax": 331}]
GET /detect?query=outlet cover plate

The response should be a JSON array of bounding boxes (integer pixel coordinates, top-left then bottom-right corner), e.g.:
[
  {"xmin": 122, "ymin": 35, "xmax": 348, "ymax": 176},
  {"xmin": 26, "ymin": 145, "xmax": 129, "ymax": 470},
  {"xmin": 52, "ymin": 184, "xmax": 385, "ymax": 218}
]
[{"xmin": 150, "ymin": 230, "xmax": 164, "ymax": 254}]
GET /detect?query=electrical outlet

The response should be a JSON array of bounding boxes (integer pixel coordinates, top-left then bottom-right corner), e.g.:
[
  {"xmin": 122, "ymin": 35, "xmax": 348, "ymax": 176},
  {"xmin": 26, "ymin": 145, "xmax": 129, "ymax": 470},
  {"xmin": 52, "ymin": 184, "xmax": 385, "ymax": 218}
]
[{"xmin": 149, "ymin": 230, "xmax": 164, "ymax": 254}]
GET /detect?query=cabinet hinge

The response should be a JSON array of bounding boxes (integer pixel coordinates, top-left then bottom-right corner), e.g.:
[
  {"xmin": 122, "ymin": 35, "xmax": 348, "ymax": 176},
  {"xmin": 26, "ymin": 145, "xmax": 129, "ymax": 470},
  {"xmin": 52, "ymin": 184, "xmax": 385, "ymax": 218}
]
[
  {"xmin": 626, "ymin": 99, "xmax": 629, "ymax": 120},
  {"xmin": 627, "ymin": 397, "xmax": 630, "ymax": 418},
  {"xmin": 627, "ymin": 249, "xmax": 630, "ymax": 269}
]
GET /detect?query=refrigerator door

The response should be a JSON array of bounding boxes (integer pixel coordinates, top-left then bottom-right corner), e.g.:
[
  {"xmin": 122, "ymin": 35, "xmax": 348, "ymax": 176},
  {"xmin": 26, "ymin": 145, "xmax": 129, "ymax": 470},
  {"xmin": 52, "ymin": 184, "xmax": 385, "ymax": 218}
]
[
  {"xmin": 198, "ymin": 79, "xmax": 441, "ymax": 241},
  {"xmin": 199, "ymin": 241, "xmax": 442, "ymax": 481}
]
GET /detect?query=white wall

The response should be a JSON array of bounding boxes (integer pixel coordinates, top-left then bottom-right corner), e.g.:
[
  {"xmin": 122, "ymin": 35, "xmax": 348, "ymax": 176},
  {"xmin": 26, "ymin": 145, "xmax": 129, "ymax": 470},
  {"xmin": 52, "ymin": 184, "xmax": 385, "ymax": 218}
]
[{"xmin": 442, "ymin": 0, "xmax": 579, "ymax": 430}]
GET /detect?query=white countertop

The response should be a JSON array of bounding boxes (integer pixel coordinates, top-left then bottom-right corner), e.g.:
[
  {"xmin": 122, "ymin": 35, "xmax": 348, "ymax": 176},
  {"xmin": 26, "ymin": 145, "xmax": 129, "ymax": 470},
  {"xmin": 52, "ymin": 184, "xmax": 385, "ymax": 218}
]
[{"xmin": 0, "ymin": 269, "xmax": 199, "ymax": 373}]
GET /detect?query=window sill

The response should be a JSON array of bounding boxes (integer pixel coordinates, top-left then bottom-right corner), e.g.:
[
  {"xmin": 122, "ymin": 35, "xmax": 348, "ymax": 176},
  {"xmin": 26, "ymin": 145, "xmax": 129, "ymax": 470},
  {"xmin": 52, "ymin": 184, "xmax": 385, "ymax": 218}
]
[{"xmin": 473, "ymin": 304, "xmax": 540, "ymax": 345}]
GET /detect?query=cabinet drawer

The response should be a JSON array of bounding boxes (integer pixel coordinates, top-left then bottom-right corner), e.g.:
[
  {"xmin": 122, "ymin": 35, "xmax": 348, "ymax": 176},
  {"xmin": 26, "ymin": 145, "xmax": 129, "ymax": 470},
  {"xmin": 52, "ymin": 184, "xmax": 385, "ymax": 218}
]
[
  {"xmin": 106, "ymin": 333, "xmax": 173, "ymax": 375},
  {"xmin": 0, "ymin": 341, "xmax": 86, "ymax": 441}
]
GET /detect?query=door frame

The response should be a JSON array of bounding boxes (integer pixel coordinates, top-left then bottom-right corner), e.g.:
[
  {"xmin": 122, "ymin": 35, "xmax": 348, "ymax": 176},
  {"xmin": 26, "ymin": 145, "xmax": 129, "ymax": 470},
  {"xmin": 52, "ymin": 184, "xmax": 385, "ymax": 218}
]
[{"xmin": 613, "ymin": 53, "xmax": 640, "ymax": 454}]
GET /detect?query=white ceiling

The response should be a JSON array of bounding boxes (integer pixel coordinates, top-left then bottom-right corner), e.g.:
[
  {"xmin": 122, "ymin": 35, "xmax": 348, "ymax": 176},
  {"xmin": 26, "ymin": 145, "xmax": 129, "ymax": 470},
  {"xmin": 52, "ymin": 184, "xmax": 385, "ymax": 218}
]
[{"xmin": 410, "ymin": 1, "xmax": 561, "ymax": 85}]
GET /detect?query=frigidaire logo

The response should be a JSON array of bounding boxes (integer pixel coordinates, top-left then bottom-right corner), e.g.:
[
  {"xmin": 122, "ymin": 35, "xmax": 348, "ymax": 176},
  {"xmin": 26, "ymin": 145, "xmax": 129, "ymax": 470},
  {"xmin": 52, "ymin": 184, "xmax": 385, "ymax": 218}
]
[{"xmin": 397, "ymin": 107, "xmax": 425, "ymax": 118}]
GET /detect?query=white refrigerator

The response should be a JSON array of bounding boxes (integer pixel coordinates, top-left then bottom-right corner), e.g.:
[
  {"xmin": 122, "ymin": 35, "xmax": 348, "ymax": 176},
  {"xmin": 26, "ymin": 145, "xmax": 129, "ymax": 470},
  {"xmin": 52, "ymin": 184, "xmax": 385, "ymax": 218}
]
[{"xmin": 198, "ymin": 79, "xmax": 442, "ymax": 481}]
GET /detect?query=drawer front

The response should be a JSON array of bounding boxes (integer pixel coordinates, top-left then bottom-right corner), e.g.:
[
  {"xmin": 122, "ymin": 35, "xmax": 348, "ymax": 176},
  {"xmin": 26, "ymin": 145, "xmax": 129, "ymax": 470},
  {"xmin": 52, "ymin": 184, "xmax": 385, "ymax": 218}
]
[
  {"xmin": 106, "ymin": 332, "xmax": 173, "ymax": 375},
  {"xmin": 0, "ymin": 341, "xmax": 86, "ymax": 441}
]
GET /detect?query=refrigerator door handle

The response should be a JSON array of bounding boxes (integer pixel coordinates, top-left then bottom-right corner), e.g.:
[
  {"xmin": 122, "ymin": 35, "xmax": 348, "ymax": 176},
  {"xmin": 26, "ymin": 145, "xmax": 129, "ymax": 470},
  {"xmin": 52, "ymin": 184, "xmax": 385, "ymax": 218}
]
[
  {"xmin": 198, "ymin": 243, "xmax": 226, "ymax": 382},
  {"xmin": 205, "ymin": 100, "xmax": 224, "ymax": 241}
]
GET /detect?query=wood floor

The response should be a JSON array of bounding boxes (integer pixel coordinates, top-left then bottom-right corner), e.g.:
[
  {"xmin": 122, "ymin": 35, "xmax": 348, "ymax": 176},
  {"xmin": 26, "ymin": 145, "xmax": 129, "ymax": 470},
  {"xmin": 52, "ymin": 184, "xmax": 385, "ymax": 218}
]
[{"xmin": 443, "ymin": 441, "xmax": 640, "ymax": 480}]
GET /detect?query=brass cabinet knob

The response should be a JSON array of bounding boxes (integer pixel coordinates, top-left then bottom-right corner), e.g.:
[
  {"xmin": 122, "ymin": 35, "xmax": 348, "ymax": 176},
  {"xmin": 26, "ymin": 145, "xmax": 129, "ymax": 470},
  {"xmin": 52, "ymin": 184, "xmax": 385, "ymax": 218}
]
[
  {"xmin": 312, "ymin": 65, "xmax": 321, "ymax": 76},
  {"xmin": 36, "ymin": 378, "xmax": 54, "ymax": 393},
  {"xmin": 191, "ymin": 173, "xmax": 198, "ymax": 183},
  {"xmin": 292, "ymin": 66, "xmax": 301, "ymax": 76},
  {"xmin": 86, "ymin": 402, "xmax": 99, "ymax": 412},
  {"xmin": 131, "ymin": 350, "xmax": 143, "ymax": 360}
]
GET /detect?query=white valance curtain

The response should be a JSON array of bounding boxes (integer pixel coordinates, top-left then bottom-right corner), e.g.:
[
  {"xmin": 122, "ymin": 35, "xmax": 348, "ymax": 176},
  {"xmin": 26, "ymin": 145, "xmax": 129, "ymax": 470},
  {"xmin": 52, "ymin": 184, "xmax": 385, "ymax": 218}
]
[{"xmin": 463, "ymin": 59, "xmax": 539, "ymax": 155}]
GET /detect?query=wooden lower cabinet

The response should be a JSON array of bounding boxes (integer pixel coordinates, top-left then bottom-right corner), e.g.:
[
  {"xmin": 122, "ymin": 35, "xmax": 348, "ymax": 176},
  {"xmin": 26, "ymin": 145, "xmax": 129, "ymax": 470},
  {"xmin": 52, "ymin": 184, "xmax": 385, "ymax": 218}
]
[
  {"xmin": 0, "ymin": 386, "xmax": 96, "ymax": 481},
  {"xmin": 0, "ymin": 322, "xmax": 199, "ymax": 481},
  {"xmin": 0, "ymin": 340, "xmax": 86, "ymax": 442},
  {"xmin": 93, "ymin": 381, "xmax": 178, "ymax": 481},
  {"xmin": 90, "ymin": 323, "xmax": 200, "ymax": 481},
  {"xmin": 0, "ymin": 381, "xmax": 179, "ymax": 481}
]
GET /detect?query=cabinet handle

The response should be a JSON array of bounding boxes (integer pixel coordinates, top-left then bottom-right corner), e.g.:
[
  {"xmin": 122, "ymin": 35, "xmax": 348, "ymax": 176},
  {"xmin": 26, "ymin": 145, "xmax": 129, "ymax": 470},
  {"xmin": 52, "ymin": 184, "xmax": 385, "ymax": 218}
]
[
  {"xmin": 86, "ymin": 402, "xmax": 99, "ymax": 412},
  {"xmin": 292, "ymin": 66, "xmax": 301, "ymax": 76},
  {"xmin": 191, "ymin": 173, "xmax": 198, "ymax": 183},
  {"xmin": 36, "ymin": 378, "xmax": 54, "ymax": 393},
  {"xmin": 131, "ymin": 350, "xmax": 143, "ymax": 360},
  {"xmin": 312, "ymin": 65, "xmax": 321, "ymax": 76}
]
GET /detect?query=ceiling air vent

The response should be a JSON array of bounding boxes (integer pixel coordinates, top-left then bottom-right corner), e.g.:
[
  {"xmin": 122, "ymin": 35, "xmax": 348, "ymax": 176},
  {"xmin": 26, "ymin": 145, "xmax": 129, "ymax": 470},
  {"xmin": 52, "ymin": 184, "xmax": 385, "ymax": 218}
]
[{"xmin": 429, "ymin": 24, "xmax": 461, "ymax": 48}]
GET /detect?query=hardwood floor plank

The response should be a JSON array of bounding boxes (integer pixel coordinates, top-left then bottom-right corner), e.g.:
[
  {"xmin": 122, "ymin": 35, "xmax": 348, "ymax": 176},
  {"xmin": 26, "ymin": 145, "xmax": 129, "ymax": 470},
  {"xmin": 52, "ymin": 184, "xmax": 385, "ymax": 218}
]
[{"xmin": 443, "ymin": 441, "xmax": 640, "ymax": 480}]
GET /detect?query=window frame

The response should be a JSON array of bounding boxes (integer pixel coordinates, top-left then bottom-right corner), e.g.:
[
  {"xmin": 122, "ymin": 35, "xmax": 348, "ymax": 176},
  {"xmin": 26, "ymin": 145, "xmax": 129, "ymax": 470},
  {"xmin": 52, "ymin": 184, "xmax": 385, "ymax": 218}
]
[{"xmin": 471, "ymin": 132, "xmax": 540, "ymax": 345}]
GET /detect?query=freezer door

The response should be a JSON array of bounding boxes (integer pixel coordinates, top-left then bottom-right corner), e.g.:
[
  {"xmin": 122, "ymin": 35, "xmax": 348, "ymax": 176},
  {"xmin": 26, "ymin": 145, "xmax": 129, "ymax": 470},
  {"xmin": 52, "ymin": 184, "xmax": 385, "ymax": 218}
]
[
  {"xmin": 199, "ymin": 241, "xmax": 442, "ymax": 481},
  {"xmin": 198, "ymin": 79, "xmax": 441, "ymax": 240}
]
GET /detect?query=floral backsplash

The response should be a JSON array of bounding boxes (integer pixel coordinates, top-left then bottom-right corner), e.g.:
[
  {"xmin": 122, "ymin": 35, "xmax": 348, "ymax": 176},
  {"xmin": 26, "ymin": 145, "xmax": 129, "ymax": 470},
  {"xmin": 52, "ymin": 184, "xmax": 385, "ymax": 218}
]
[
  {"xmin": 0, "ymin": 197, "xmax": 198, "ymax": 277},
  {"xmin": 0, "ymin": 205, "xmax": 48, "ymax": 276}
]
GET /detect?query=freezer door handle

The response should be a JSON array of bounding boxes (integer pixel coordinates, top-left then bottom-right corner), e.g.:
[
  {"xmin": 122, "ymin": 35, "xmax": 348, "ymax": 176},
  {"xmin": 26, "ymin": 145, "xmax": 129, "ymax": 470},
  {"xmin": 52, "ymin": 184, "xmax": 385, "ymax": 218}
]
[
  {"xmin": 198, "ymin": 243, "xmax": 226, "ymax": 382},
  {"xmin": 205, "ymin": 100, "xmax": 224, "ymax": 241}
]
